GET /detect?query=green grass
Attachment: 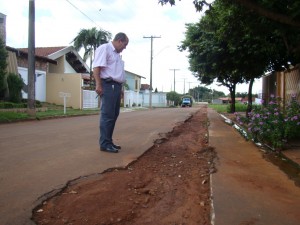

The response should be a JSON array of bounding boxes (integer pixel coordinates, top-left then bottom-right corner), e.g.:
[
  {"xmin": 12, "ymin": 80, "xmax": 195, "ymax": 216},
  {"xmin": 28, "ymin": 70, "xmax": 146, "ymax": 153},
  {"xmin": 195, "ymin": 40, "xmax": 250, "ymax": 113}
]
[
  {"xmin": 36, "ymin": 109, "xmax": 99, "ymax": 117},
  {"xmin": 0, "ymin": 108, "xmax": 100, "ymax": 123},
  {"xmin": 208, "ymin": 104, "xmax": 228, "ymax": 113},
  {"xmin": 209, "ymin": 103, "xmax": 248, "ymax": 113}
]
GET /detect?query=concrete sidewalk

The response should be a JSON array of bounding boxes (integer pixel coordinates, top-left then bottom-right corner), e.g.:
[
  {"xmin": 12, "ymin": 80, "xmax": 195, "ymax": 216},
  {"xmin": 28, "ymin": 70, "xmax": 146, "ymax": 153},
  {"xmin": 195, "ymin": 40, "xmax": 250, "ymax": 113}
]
[{"xmin": 208, "ymin": 108, "xmax": 300, "ymax": 225}]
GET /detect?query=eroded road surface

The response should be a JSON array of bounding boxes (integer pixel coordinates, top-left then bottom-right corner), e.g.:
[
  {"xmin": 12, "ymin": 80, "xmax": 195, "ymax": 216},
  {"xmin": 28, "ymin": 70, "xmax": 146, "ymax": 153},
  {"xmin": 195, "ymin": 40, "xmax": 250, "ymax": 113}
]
[
  {"xmin": 33, "ymin": 105, "xmax": 214, "ymax": 225},
  {"xmin": 0, "ymin": 106, "xmax": 202, "ymax": 225}
]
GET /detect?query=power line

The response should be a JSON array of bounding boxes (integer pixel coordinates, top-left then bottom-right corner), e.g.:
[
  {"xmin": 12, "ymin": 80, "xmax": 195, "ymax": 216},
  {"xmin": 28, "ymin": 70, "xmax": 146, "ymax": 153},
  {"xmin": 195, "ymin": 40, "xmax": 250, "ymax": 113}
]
[
  {"xmin": 66, "ymin": 0, "xmax": 96, "ymax": 25},
  {"xmin": 65, "ymin": 0, "xmax": 107, "ymax": 32}
]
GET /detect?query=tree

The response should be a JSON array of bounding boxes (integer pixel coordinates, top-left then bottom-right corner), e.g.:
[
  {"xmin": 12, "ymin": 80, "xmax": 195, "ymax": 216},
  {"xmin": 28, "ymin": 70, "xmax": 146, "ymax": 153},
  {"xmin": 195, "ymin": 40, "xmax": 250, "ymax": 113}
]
[
  {"xmin": 189, "ymin": 86, "xmax": 225, "ymax": 102},
  {"xmin": 166, "ymin": 91, "xmax": 181, "ymax": 106},
  {"xmin": 180, "ymin": 0, "xmax": 282, "ymax": 113},
  {"xmin": 236, "ymin": 92, "xmax": 248, "ymax": 98},
  {"xmin": 7, "ymin": 73, "xmax": 23, "ymax": 103},
  {"xmin": 72, "ymin": 27, "xmax": 112, "ymax": 88},
  {"xmin": 159, "ymin": 0, "xmax": 300, "ymax": 64},
  {"xmin": 158, "ymin": 0, "xmax": 300, "ymax": 27},
  {"xmin": 179, "ymin": 0, "xmax": 300, "ymax": 113},
  {"xmin": 0, "ymin": 38, "xmax": 8, "ymax": 100},
  {"xmin": 180, "ymin": 15, "xmax": 245, "ymax": 112}
]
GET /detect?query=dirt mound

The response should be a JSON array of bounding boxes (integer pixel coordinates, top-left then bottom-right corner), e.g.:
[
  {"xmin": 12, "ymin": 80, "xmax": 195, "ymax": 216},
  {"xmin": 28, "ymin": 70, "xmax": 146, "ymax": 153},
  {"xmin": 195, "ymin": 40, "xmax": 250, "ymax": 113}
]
[{"xmin": 33, "ymin": 106, "xmax": 216, "ymax": 225}]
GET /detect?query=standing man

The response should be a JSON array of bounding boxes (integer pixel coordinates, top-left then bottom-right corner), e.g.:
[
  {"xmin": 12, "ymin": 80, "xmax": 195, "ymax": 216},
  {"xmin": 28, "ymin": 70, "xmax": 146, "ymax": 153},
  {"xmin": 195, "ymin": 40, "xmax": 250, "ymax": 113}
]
[{"xmin": 93, "ymin": 32, "xmax": 129, "ymax": 153}]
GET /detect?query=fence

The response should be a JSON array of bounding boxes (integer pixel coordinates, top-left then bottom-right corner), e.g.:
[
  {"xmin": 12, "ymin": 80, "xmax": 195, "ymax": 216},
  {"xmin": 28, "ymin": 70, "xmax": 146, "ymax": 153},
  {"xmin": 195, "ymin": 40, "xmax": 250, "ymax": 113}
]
[
  {"xmin": 82, "ymin": 90, "xmax": 99, "ymax": 109},
  {"xmin": 262, "ymin": 65, "xmax": 300, "ymax": 107},
  {"xmin": 124, "ymin": 90, "xmax": 167, "ymax": 108},
  {"xmin": 82, "ymin": 90, "xmax": 168, "ymax": 109}
]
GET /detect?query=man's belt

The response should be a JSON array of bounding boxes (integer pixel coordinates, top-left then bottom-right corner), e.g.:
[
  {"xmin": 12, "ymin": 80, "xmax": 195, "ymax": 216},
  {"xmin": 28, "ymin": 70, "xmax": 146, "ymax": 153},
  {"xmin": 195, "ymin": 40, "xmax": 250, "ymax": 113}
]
[{"xmin": 102, "ymin": 78, "xmax": 122, "ymax": 84}]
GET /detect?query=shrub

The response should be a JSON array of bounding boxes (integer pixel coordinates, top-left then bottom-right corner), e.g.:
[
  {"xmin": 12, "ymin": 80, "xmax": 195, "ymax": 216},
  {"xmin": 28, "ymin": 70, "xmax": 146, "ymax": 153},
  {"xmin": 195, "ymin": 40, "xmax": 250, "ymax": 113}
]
[
  {"xmin": 0, "ymin": 102, "xmax": 14, "ymax": 108},
  {"xmin": 284, "ymin": 95, "xmax": 300, "ymax": 139},
  {"xmin": 7, "ymin": 73, "xmax": 23, "ymax": 103},
  {"xmin": 0, "ymin": 100, "xmax": 40, "ymax": 109},
  {"xmin": 235, "ymin": 95, "xmax": 300, "ymax": 151}
]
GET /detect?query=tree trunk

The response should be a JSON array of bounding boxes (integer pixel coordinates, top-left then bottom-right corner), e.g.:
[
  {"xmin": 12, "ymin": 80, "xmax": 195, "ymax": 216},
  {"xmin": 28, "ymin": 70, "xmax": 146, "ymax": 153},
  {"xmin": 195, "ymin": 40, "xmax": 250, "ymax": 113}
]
[
  {"xmin": 89, "ymin": 59, "xmax": 92, "ymax": 89},
  {"xmin": 229, "ymin": 85, "xmax": 236, "ymax": 113},
  {"xmin": 89, "ymin": 53, "xmax": 94, "ymax": 89},
  {"xmin": 246, "ymin": 78, "xmax": 254, "ymax": 117}
]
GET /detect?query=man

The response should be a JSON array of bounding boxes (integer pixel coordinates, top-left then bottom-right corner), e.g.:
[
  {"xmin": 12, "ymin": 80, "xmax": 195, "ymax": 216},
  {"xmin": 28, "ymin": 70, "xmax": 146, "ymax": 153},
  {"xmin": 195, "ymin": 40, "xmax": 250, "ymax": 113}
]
[{"xmin": 93, "ymin": 32, "xmax": 129, "ymax": 153}]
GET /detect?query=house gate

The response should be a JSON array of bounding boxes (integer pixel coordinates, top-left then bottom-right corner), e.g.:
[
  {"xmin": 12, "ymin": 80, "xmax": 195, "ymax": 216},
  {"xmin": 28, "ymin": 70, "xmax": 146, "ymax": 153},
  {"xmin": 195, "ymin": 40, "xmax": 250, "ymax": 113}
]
[{"xmin": 82, "ymin": 90, "xmax": 99, "ymax": 109}]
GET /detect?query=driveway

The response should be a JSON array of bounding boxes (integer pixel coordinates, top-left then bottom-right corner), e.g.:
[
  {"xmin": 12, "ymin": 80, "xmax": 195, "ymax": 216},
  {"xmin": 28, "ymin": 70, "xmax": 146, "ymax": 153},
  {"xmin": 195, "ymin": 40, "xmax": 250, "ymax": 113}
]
[{"xmin": 0, "ymin": 107, "xmax": 199, "ymax": 225}]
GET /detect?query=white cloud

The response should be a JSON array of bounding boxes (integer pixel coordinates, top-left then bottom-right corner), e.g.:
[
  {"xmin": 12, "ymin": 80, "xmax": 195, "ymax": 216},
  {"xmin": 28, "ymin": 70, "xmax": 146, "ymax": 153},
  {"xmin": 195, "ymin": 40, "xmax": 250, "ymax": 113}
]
[{"xmin": 1, "ymin": 0, "xmax": 261, "ymax": 94}]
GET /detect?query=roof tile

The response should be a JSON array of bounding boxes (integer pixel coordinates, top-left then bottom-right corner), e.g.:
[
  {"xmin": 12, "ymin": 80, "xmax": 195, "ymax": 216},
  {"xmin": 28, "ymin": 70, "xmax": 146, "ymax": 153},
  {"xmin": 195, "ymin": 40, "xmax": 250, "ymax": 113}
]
[{"xmin": 17, "ymin": 46, "xmax": 67, "ymax": 57}]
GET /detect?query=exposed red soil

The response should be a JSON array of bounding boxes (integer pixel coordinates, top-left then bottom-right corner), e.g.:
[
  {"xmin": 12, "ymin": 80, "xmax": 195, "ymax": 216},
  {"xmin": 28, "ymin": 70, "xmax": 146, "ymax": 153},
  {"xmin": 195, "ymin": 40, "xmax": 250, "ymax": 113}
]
[{"xmin": 32, "ymin": 106, "xmax": 216, "ymax": 225}]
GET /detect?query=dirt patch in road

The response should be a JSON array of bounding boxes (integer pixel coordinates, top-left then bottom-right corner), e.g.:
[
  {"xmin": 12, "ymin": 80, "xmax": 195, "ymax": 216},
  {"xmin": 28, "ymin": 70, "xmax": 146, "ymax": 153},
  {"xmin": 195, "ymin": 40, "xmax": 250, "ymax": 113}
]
[{"xmin": 32, "ymin": 105, "xmax": 216, "ymax": 225}]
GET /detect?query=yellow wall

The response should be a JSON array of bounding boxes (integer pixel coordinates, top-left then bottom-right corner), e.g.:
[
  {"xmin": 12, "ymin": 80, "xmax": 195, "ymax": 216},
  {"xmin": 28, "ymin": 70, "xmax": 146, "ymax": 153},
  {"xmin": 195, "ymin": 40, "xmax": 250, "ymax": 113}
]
[
  {"xmin": 49, "ymin": 56, "xmax": 65, "ymax": 73},
  {"xmin": 46, "ymin": 73, "xmax": 82, "ymax": 109},
  {"xmin": 6, "ymin": 51, "xmax": 18, "ymax": 74}
]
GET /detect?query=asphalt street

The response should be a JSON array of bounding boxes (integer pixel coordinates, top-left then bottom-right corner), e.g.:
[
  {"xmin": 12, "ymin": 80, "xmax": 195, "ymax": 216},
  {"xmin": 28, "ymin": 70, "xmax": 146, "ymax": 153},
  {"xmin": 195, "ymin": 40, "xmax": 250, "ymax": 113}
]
[{"xmin": 0, "ymin": 107, "xmax": 199, "ymax": 225}]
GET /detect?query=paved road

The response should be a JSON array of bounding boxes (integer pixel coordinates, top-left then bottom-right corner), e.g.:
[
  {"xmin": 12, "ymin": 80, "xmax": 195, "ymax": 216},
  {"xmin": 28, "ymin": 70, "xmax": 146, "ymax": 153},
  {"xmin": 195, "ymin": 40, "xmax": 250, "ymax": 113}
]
[{"xmin": 0, "ymin": 107, "xmax": 200, "ymax": 225}]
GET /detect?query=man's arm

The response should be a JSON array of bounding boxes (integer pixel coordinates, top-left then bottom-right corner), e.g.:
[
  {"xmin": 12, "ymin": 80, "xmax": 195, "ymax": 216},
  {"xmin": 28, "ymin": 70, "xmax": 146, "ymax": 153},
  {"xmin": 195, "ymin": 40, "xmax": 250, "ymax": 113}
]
[{"xmin": 93, "ymin": 67, "xmax": 103, "ymax": 96}]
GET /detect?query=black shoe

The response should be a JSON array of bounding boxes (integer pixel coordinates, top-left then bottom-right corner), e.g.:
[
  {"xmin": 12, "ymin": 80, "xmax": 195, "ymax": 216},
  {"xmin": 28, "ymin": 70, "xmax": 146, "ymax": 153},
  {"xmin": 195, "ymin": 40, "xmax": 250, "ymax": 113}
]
[
  {"xmin": 100, "ymin": 146, "xmax": 119, "ymax": 153},
  {"xmin": 112, "ymin": 143, "xmax": 121, "ymax": 150}
]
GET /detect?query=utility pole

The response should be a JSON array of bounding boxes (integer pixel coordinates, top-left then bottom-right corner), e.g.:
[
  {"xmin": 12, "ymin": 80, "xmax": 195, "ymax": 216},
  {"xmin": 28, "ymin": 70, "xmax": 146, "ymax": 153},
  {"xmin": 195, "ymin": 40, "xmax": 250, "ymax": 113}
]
[
  {"xmin": 143, "ymin": 35, "xmax": 161, "ymax": 108},
  {"xmin": 188, "ymin": 82, "xmax": 192, "ymax": 91},
  {"xmin": 169, "ymin": 69, "xmax": 179, "ymax": 92},
  {"xmin": 182, "ymin": 78, "xmax": 187, "ymax": 94},
  {"xmin": 28, "ymin": 0, "xmax": 36, "ymax": 116}
]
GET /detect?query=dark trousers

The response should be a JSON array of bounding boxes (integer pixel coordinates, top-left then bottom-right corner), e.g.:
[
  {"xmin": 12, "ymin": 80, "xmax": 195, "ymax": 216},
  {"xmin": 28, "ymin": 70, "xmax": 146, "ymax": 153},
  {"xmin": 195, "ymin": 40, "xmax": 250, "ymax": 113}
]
[{"xmin": 99, "ymin": 80, "xmax": 122, "ymax": 148}]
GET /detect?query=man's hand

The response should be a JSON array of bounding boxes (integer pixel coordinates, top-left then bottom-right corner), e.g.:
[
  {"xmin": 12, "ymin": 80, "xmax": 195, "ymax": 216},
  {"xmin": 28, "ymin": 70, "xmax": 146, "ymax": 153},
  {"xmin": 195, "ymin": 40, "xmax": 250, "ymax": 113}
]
[
  {"xmin": 95, "ymin": 83, "xmax": 103, "ymax": 96},
  {"xmin": 121, "ymin": 89, "xmax": 124, "ymax": 99}
]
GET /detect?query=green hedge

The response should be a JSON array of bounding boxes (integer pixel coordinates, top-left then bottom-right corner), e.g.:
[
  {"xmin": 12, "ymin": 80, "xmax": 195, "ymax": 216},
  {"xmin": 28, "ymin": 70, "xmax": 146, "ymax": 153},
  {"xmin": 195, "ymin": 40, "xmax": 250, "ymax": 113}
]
[{"xmin": 0, "ymin": 100, "xmax": 42, "ymax": 109}]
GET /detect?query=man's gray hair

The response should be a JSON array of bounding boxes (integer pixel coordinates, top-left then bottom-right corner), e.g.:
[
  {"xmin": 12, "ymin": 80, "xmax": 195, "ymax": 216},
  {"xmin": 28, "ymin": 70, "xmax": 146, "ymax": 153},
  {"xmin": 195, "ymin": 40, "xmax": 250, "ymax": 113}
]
[{"xmin": 114, "ymin": 32, "xmax": 128, "ymax": 42}]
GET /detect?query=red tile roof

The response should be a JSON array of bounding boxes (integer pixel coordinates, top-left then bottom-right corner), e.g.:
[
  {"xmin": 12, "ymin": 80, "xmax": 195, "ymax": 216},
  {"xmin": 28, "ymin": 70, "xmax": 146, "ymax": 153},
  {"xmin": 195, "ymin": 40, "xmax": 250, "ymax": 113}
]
[
  {"xmin": 141, "ymin": 84, "xmax": 150, "ymax": 90},
  {"xmin": 17, "ymin": 46, "xmax": 67, "ymax": 57}
]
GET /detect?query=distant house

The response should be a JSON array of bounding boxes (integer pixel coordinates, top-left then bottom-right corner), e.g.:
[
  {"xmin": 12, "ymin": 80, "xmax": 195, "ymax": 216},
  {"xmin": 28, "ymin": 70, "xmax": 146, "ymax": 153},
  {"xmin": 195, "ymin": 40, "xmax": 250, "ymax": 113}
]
[
  {"xmin": 6, "ymin": 46, "xmax": 57, "ymax": 101},
  {"xmin": 6, "ymin": 46, "xmax": 91, "ymax": 108},
  {"xmin": 213, "ymin": 97, "xmax": 246, "ymax": 104},
  {"xmin": 6, "ymin": 45, "xmax": 148, "ymax": 109},
  {"xmin": 18, "ymin": 46, "xmax": 90, "ymax": 74},
  {"xmin": 140, "ymin": 84, "xmax": 151, "ymax": 93},
  {"xmin": 125, "ymin": 71, "xmax": 145, "ymax": 92}
]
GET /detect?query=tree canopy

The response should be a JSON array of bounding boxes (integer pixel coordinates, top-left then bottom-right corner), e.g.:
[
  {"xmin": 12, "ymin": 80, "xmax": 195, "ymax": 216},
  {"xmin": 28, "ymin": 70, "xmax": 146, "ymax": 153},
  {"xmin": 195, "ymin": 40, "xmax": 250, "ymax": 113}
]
[
  {"xmin": 180, "ymin": 1, "xmax": 276, "ymax": 112},
  {"xmin": 72, "ymin": 27, "xmax": 111, "ymax": 62},
  {"xmin": 189, "ymin": 86, "xmax": 225, "ymax": 102},
  {"xmin": 166, "ymin": 91, "xmax": 181, "ymax": 106},
  {"xmin": 0, "ymin": 38, "xmax": 8, "ymax": 99},
  {"xmin": 160, "ymin": 0, "xmax": 300, "ymax": 113},
  {"xmin": 158, "ymin": 0, "xmax": 300, "ymax": 27},
  {"xmin": 72, "ymin": 28, "xmax": 112, "ymax": 88}
]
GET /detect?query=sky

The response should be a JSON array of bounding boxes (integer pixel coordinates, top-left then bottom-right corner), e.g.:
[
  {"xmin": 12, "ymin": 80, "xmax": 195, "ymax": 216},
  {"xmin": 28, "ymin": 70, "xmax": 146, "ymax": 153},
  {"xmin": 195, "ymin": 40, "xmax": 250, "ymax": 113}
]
[{"xmin": 1, "ymin": 0, "xmax": 262, "ymax": 95}]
